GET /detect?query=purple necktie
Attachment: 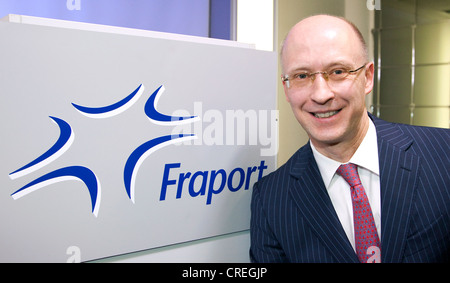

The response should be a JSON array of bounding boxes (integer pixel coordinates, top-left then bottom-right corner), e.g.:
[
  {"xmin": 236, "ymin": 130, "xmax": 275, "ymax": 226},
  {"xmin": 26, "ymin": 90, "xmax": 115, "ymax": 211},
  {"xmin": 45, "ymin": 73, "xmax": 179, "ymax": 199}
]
[{"xmin": 337, "ymin": 163, "xmax": 381, "ymax": 263}]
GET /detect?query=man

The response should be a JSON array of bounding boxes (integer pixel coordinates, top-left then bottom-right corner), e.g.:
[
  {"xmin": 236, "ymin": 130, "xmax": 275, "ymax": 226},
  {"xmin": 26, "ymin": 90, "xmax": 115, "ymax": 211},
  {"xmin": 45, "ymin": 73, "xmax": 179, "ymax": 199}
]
[{"xmin": 250, "ymin": 15, "xmax": 449, "ymax": 263}]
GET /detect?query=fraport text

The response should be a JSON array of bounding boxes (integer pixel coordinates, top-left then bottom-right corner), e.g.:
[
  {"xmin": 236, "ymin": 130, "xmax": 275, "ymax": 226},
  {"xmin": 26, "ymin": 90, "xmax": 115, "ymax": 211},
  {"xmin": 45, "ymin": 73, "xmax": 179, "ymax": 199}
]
[{"xmin": 160, "ymin": 160, "xmax": 267, "ymax": 205}]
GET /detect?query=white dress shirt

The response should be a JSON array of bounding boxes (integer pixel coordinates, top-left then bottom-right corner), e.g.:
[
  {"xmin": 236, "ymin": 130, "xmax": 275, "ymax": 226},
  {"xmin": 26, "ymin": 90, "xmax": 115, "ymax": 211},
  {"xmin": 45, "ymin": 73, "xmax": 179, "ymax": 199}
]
[{"xmin": 310, "ymin": 119, "xmax": 381, "ymax": 251}]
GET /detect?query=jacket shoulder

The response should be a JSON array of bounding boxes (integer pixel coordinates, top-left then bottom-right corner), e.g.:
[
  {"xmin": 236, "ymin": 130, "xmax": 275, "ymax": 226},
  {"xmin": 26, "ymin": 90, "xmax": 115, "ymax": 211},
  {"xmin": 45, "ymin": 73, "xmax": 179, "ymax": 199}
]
[
  {"xmin": 397, "ymin": 123, "xmax": 449, "ymax": 148},
  {"xmin": 254, "ymin": 143, "xmax": 310, "ymax": 197},
  {"xmin": 371, "ymin": 114, "xmax": 449, "ymax": 156}
]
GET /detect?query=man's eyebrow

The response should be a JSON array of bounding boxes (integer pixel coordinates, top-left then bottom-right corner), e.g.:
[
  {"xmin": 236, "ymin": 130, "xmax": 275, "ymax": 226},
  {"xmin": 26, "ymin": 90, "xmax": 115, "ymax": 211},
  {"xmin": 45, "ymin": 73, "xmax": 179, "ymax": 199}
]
[
  {"xmin": 288, "ymin": 61, "xmax": 353, "ymax": 74},
  {"xmin": 289, "ymin": 68, "xmax": 310, "ymax": 74},
  {"xmin": 325, "ymin": 61, "xmax": 354, "ymax": 68},
  {"xmin": 287, "ymin": 66, "xmax": 313, "ymax": 74}
]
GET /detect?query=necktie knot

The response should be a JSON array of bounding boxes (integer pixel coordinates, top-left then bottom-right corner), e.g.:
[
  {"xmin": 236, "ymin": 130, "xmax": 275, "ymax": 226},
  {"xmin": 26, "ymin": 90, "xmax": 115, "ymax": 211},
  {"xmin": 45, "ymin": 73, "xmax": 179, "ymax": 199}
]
[{"xmin": 336, "ymin": 163, "xmax": 361, "ymax": 188}]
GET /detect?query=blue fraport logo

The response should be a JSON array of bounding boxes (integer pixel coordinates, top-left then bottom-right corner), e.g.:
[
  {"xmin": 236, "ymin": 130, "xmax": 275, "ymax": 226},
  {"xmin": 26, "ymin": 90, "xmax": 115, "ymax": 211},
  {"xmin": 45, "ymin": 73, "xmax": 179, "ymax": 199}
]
[{"xmin": 9, "ymin": 84, "xmax": 267, "ymax": 217}]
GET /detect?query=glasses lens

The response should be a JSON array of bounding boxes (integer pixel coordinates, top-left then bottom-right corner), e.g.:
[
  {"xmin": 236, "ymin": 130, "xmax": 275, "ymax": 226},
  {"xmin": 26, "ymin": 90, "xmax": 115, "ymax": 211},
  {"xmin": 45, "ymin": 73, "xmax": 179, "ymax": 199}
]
[
  {"xmin": 286, "ymin": 64, "xmax": 365, "ymax": 89},
  {"xmin": 328, "ymin": 69, "xmax": 348, "ymax": 80}
]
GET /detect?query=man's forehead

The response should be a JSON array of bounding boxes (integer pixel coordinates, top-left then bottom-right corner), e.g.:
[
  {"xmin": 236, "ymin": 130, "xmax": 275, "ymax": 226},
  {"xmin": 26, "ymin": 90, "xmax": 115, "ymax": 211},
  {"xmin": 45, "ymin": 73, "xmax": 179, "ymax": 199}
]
[
  {"xmin": 284, "ymin": 27, "xmax": 355, "ymax": 58},
  {"xmin": 292, "ymin": 15, "xmax": 354, "ymax": 33},
  {"xmin": 281, "ymin": 15, "xmax": 365, "ymax": 70},
  {"xmin": 289, "ymin": 16, "xmax": 355, "ymax": 45}
]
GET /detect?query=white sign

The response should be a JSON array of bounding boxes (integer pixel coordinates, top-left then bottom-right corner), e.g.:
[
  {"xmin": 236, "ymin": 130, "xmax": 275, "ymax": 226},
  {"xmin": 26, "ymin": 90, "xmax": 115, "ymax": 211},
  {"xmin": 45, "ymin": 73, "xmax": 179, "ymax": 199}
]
[{"xmin": 0, "ymin": 17, "xmax": 277, "ymax": 262}]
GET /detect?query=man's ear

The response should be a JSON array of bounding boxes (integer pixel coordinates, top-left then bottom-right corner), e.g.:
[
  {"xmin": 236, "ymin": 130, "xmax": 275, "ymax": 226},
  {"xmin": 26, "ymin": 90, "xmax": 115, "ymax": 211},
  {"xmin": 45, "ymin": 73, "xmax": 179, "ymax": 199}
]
[
  {"xmin": 364, "ymin": 62, "xmax": 375, "ymax": 95},
  {"xmin": 282, "ymin": 77, "xmax": 291, "ymax": 102}
]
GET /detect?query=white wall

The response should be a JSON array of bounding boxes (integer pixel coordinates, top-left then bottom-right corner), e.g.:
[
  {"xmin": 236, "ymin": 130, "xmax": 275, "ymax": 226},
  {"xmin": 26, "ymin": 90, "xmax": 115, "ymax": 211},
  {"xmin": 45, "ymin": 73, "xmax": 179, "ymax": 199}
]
[{"xmin": 92, "ymin": 231, "xmax": 250, "ymax": 263}]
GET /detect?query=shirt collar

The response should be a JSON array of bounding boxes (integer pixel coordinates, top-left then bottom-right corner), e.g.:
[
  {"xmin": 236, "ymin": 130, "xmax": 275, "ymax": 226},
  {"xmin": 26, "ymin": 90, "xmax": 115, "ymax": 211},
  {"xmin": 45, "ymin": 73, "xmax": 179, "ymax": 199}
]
[
  {"xmin": 311, "ymin": 118, "xmax": 379, "ymax": 189},
  {"xmin": 350, "ymin": 118, "xmax": 379, "ymax": 175}
]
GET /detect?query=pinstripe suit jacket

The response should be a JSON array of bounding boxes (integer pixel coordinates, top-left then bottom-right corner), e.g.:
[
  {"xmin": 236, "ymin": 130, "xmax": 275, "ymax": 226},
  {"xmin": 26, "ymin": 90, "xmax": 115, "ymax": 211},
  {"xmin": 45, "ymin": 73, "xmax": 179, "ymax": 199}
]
[{"xmin": 250, "ymin": 114, "xmax": 450, "ymax": 263}]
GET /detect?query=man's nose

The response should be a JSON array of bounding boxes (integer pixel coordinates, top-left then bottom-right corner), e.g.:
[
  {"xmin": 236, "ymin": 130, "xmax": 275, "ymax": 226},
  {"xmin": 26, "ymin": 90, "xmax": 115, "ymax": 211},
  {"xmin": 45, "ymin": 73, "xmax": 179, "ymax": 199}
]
[{"xmin": 310, "ymin": 74, "xmax": 335, "ymax": 104}]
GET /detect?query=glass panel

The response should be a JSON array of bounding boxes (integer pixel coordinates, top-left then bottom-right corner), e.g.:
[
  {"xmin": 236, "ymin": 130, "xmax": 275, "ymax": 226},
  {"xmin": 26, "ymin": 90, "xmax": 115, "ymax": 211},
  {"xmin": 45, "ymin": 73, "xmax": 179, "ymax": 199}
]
[
  {"xmin": 414, "ymin": 65, "xmax": 450, "ymax": 106},
  {"xmin": 381, "ymin": 0, "xmax": 416, "ymax": 28},
  {"xmin": 380, "ymin": 27, "xmax": 412, "ymax": 66},
  {"xmin": 378, "ymin": 106, "xmax": 411, "ymax": 125},
  {"xmin": 417, "ymin": 0, "xmax": 450, "ymax": 25},
  {"xmin": 413, "ymin": 107, "xmax": 449, "ymax": 128},
  {"xmin": 415, "ymin": 22, "xmax": 450, "ymax": 65},
  {"xmin": 379, "ymin": 67, "xmax": 412, "ymax": 105},
  {"xmin": 0, "ymin": 0, "xmax": 211, "ymax": 37}
]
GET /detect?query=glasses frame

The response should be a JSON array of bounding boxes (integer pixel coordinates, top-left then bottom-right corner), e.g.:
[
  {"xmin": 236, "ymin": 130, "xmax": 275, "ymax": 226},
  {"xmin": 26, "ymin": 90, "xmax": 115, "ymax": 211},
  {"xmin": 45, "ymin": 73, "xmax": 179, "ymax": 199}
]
[{"xmin": 282, "ymin": 63, "xmax": 367, "ymax": 89}]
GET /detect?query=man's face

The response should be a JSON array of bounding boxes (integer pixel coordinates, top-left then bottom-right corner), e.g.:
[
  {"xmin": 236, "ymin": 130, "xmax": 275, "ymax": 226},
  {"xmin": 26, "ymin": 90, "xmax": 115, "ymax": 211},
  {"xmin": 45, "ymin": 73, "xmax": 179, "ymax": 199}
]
[{"xmin": 281, "ymin": 16, "xmax": 374, "ymax": 151}]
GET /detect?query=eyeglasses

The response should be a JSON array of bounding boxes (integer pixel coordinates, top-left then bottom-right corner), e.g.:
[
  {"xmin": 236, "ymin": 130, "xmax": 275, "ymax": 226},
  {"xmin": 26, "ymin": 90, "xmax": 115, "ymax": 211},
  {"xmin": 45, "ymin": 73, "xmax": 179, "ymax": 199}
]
[{"xmin": 282, "ymin": 63, "xmax": 367, "ymax": 89}]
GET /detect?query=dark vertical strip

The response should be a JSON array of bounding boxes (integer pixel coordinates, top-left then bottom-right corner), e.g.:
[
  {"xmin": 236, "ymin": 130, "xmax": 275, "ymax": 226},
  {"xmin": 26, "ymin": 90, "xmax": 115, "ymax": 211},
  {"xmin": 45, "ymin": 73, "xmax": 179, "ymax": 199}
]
[{"xmin": 209, "ymin": 0, "xmax": 232, "ymax": 40}]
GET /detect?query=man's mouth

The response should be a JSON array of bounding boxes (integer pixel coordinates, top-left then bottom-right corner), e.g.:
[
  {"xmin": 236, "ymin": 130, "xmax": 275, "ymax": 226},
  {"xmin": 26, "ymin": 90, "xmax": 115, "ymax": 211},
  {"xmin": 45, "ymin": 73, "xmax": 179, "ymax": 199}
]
[{"xmin": 313, "ymin": 110, "xmax": 341, "ymax": 118}]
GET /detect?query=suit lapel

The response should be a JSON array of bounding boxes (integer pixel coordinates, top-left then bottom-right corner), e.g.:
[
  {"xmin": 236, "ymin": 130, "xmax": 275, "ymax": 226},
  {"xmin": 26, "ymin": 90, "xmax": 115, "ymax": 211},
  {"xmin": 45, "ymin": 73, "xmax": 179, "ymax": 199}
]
[
  {"xmin": 286, "ymin": 114, "xmax": 419, "ymax": 263},
  {"xmin": 372, "ymin": 115, "xmax": 419, "ymax": 263},
  {"xmin": 288, "ymin": 143, "xmax": 359, "ymax": 263}
]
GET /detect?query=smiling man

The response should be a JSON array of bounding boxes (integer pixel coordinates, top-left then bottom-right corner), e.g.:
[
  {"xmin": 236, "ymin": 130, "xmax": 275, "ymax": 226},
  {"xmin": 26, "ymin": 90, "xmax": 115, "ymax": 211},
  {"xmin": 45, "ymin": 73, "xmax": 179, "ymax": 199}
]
[{"xmin": 250, "ymin": 15, "xmax": 450, "ymax": 263}]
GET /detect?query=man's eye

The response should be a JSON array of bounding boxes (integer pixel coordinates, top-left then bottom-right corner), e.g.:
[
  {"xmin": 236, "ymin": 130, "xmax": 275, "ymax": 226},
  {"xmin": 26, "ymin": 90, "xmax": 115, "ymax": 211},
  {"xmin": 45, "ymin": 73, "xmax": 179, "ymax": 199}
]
[
  {"xmin": 296, "ymin": 73, "xmax": 309, "ymax": 79},
  {"xmin": 331, "ymin": 69, "xmax": 345, "ymax": 75}
]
